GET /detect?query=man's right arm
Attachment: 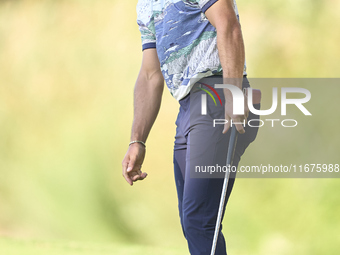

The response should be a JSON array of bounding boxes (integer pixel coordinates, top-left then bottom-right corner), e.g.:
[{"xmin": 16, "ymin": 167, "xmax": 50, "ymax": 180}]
[
  {"xmin": 122, "ymin": 48, "xmax": 164, "ymax": 186},
  {"xmin": 205, "ymin": 0, "xmax": 248, "ymax": 134}
]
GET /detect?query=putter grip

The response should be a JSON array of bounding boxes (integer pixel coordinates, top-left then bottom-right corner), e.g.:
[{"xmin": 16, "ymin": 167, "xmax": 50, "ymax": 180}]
[{"xmin": 226, "ymin": 125, "xmax": 238, "ymax": 167}]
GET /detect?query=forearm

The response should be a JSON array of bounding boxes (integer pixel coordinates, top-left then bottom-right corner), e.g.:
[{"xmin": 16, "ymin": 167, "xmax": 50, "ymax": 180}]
[
  {"xmin": 130, "ymin": 71, "xmax": 164, "ymax": 142},
  {"xmin": 211, "ymin": 6, "xmax": 247, "ymax": 133},
  {"xmin": 122, "ymin": 49, "xmax": 162, "ymax": 185},
  {"xmin": 216, "ymin": 20, "xmax": 245, "ymax": 89}
]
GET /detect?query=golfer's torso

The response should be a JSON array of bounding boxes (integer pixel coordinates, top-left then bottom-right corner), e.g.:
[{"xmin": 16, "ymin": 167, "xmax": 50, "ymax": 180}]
[{"xmin": 137, "ymin": 0, "xmax": 246, "ymax": 101}]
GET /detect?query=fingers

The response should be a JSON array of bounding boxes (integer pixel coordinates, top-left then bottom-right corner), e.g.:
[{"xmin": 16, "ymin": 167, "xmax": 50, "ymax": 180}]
[
  {"xmin": 126, "ymin": 160, "xmax": 147, "ymax": 185},
  {"xmin": 122, "ymin": 160, "xmax": 133, "ymax": 186},
  {"xmin": 131, "ymin": 170, "xmax": 148, "ymax": 182},
  {"xmin": 222, "ymin": 115, "xmax": 231, "ymax": 134},
  {"xmin": 122, "ymin": 144, "xmax": 147, "ymax": 186},
  {"xmin": 127, "ymin": 154, "xmax": 139, "ymax": 172},
  {"xmin": 224, "ymin": 100, "xmax": 249, "ymax": 134},
  {"xmin": 129, "ymin": 164, "xmax": 147, "ymax": 181},
  {"xmin": 122, "ymin": 156, "xmax": 141, "ymax": 186},
  {"xmin": 235, "ymin": 121, "xmax": 245, "ymax": 134},
  {"xmin": 122, "ymin": 164, "xmax": 147, "ymax": 186},
  {"xmin": 223, "ymin": 115, "xmax": 246, "ymax": 134},
  {"xmin": 234, "ymin": 96, "xmax": 249, "ymax": 134}
]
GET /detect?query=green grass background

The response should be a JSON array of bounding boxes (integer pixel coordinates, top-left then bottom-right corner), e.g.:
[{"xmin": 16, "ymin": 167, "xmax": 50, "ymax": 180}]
[{"xmin": 0, "ymin": 0, "xmax": 339, "ymax": 254}]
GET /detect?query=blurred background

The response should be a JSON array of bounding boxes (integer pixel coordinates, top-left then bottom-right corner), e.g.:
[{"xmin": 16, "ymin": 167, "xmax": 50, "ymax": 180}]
[{"xmin": 0, "ymin": 0, "xmax": 339, "ymax": 254}]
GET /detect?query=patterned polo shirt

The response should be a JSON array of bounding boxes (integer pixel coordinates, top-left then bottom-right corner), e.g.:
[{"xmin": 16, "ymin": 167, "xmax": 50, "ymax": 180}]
[{"xmin": 136, "ymin": 0, "xmax": 247, "ymax": 101}]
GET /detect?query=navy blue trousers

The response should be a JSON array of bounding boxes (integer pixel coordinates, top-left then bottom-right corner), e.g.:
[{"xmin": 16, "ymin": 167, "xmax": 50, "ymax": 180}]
[{"xmin": 173, "ymin": 76, "xmax": 260, "ymax": 255}]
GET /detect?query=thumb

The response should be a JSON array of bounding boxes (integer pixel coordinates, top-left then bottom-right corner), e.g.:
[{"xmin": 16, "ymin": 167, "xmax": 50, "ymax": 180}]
[
  {"xmin": 222, "ymin": 116, "xmax": 230, "ymax": 134},
  {"xmin": 127, "ymin": 158, "xmax": 136, "ymax": 172}
]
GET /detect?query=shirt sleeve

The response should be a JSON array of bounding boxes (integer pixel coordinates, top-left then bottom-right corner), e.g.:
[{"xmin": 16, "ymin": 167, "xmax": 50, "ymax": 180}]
[
  {"xmin": 198, "ymin": 0, "xmax": 219, "ymax": 13},
  {"xmin": 136, "ymin": 1, "xmax": 156, "ymax": 51}
]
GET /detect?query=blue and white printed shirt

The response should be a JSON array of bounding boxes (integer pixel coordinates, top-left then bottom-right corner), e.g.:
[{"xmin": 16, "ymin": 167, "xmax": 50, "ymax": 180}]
[{"xmin": 137, "ymin": 0, "xmax": 247, "ymax": 101}]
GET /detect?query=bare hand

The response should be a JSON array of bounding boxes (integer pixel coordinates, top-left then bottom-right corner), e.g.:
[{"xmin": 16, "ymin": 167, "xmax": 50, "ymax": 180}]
[
  {"xmin": 223, "ymin": 88, "xmax": 249, "ymax": 134},
  {"xmin": 122, "ymin": 143, "xmax": 147, "ymax": 186}
]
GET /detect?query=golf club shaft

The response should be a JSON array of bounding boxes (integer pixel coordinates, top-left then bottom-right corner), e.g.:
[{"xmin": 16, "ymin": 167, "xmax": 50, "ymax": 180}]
[{"xmin": 210, "ymin": 125, "xmax": 239, "ymax": 255}]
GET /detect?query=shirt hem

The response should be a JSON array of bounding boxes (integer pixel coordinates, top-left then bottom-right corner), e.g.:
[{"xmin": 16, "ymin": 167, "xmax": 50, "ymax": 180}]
[{"xmin": 142, "ymin": 43, "xmax": 156, "ymax": 51}]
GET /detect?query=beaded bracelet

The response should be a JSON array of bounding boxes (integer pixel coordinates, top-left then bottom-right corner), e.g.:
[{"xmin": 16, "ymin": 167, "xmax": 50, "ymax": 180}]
[{"xmin": 129, "ymin": 140, "xmax": 146, "ymax": 147}]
